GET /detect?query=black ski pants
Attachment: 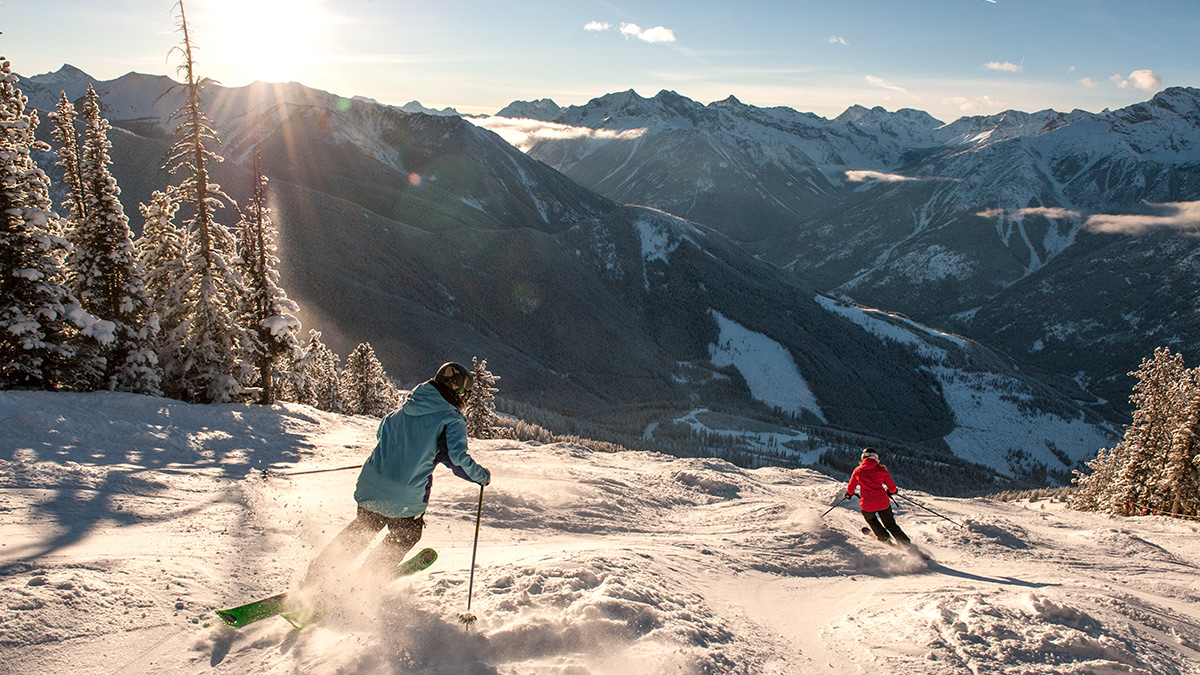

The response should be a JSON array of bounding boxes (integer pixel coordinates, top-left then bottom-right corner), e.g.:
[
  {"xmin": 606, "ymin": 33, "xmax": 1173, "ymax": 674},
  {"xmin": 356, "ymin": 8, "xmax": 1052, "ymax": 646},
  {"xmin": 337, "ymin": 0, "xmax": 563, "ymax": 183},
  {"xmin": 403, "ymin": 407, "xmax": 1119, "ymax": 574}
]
[
  {"xmin": 304, "ymin": 506, "xmax": 424, "ymax": 586},
  {"xmin": 862, "ymin": 506, "xmax": 910, "ymax": 544}
]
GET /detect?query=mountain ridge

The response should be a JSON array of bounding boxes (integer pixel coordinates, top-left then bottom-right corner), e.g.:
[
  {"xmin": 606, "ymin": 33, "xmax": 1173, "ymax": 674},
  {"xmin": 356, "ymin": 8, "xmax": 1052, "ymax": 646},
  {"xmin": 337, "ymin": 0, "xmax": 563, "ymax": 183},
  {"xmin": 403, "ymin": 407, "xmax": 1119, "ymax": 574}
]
[
  {"xmin": 484, "ymin": 86, "xmax": 1200, "ymax": 418},
  {"xmin": 17, "ymin": 64, "xmax": 1119, "ymax": 489}
]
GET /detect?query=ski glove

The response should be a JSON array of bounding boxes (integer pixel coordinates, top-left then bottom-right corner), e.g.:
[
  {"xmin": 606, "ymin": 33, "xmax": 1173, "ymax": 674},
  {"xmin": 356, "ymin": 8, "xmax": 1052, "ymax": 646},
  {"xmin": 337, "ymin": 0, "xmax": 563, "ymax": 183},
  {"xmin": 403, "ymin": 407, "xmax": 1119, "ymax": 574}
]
[{"xmin": 846, "ymin": 493, "xmax": 856, "ymax": 500}]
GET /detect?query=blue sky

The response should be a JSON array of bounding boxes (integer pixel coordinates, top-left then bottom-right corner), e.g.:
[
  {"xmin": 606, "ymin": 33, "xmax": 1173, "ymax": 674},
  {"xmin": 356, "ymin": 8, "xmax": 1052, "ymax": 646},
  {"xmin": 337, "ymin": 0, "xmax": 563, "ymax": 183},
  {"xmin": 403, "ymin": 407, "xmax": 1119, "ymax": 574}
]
[{"xmin": 4, "ymin": 0, "xmax": 1198, "ymax": 122}]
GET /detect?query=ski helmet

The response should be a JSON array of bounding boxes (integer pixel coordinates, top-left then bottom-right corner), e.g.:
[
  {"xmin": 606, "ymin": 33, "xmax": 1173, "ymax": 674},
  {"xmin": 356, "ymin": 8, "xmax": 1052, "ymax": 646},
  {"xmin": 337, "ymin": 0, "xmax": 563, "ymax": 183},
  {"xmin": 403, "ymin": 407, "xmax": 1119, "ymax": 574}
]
[
  {"xmin": 434, "ymin": 362, "xmax": 474, "ymax": 403},
  {"xmin": 861, "ymin": 448, "xmax": 879, "ymax": 461}
]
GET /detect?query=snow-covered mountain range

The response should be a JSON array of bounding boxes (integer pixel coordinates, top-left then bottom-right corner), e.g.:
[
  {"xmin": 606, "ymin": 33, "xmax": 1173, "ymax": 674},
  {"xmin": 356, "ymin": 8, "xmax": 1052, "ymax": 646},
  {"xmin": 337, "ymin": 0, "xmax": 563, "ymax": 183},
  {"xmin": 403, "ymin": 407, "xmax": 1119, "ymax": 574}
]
[
  {"xmin": 18, "ymin": 65, "xmax": 1121, "ymax": 488},
  {"xmin": 480, "ymin": 88, "xmax": 1200, "ymax": 416}
]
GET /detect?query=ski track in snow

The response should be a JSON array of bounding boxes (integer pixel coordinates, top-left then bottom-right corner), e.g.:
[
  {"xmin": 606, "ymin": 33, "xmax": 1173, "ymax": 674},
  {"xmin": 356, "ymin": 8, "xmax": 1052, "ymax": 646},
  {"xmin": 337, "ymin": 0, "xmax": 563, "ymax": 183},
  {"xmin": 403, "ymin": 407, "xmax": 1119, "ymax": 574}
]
[{"xmin": 2, "ymin": 391, "xmax": 1199, "ymax": 674}]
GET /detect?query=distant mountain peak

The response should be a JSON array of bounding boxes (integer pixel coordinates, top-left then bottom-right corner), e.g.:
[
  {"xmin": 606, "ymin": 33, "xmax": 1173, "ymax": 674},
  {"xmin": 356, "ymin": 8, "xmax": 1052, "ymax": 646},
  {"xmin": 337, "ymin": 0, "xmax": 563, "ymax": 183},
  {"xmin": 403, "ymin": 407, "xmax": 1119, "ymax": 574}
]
[
  {"xmin": 1143, "ymin": 86, "xmax": 1200, "ymax": 115},
  {"xmin": 398, "ymin": 100, "xmax": 463, "ymax": 117},
  {"xmin": 835, "ymin": 104, "xmax": 872, "ymax": 123},
  {"xmin": 588, "ymin": 89, "xmax": 650, "ymax": 110},
  {"xmin": 17, "ymin": 64, "xmax": 101, "ymax": 110},
  {"xmin": 495, "ymin": 98, "xmax": 561, "ymax": 121},
  {"xmin": 27, "ymin": 63, "xmax": 91, "ymax": 85}
]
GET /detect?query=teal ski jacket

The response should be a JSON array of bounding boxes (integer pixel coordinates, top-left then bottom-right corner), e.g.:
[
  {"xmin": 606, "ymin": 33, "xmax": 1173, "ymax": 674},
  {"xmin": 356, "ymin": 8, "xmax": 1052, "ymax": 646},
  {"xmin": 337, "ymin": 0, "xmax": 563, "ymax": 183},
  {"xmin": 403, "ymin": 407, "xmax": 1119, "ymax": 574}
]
[{"xmin": 353, "ymin": 381, "xmax": 491, "ymax": 518}]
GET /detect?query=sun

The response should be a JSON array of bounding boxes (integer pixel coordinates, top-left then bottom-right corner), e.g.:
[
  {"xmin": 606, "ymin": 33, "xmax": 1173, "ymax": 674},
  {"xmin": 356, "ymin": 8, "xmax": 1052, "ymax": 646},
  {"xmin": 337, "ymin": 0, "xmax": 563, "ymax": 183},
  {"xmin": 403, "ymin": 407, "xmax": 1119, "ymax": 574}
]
[{"xmin": 198, "ymin": 0, "xmax": 330, "ymax": 85}]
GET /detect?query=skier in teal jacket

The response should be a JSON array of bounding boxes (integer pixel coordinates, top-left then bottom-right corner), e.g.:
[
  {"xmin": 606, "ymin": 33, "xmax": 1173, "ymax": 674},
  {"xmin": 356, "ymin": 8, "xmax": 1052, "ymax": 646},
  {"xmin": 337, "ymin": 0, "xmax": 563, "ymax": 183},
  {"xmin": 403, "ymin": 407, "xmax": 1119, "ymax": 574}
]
[{"xmin": 304, "ymin": 362, "xmax": 491, "ymax": 585}]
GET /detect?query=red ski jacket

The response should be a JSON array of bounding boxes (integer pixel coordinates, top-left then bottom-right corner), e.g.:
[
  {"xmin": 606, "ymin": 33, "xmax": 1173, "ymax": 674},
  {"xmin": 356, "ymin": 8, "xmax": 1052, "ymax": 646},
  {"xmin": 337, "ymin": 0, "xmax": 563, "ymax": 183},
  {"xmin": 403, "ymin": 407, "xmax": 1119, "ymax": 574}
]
[{"xmin": 846, "ymin": 458, "xmax": 898, "ymax": 512}]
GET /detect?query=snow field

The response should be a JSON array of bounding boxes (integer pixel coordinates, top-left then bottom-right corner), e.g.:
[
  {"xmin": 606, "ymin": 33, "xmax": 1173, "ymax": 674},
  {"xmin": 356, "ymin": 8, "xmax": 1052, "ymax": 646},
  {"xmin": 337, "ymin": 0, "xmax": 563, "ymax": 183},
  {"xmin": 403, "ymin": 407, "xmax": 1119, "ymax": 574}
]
[
  {"xmin": 814, "ymin": 293, "xmax": 1115, "ymax": 474},
  {"xmin": 2, "ymin": 391, "xmax": 1199, "ymax": 674}
]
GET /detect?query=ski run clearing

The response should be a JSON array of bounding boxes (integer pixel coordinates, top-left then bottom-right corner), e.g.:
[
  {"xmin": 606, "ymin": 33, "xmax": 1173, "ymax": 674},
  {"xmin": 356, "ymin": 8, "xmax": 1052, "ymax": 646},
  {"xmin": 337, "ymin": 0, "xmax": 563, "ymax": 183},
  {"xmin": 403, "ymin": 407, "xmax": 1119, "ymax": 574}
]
[{"xmin": 2, "ymin": 391, "xmax": 1199, "ymax": 675}]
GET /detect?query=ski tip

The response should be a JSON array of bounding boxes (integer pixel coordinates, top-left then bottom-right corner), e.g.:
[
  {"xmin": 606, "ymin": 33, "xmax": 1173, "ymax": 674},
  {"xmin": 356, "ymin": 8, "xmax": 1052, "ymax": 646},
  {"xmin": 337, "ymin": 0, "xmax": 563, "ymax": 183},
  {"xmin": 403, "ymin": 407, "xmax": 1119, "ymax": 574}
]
[
  {"xmin": 281, "ymin": 606, "xmax": 322, "ymax": 629},
  {"xmin": 395, "ymin": 547, "xmax": 439, "ymax": 577},
  {"xmin": 215, "ymin": 610, "xmax": 240, "ymax": 627}
]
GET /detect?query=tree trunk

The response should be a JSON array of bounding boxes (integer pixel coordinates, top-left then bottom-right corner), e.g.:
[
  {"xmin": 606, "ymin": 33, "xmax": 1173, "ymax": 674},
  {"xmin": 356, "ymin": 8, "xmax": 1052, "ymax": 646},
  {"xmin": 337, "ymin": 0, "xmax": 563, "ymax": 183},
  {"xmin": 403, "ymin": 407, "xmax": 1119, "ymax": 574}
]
[{"xmin": 259, "ymin": 358, "xmax": 274, "ymax": 405}]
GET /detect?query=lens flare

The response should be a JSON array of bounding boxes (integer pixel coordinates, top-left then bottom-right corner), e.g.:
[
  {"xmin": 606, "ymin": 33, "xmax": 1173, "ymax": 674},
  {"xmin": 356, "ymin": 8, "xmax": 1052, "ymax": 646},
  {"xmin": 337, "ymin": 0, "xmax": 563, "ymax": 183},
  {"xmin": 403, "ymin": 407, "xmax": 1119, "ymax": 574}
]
[{"xmin": 199, "ymin": 0, "xmax": 331, "ymax": 85}]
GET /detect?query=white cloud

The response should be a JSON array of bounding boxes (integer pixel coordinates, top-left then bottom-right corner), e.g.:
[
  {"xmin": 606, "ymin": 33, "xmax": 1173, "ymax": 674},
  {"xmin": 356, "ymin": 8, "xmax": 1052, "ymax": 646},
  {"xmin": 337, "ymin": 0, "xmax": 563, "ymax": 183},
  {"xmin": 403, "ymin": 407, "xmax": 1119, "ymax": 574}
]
[
  {"xmin": 845, "ymin": 170, "xmax": 959, "ymax": 184},
  {"xmin": 845, "ymin": 170, "xmax": 918, "ymax": 183},
  {"xmin": 619, "ymin": 22, "xmax": 676, "ymax": 43},
  {"xmin": 976, "ymin": 207, "xmax": 1082, "ymax": 220},
  {"xmin": 982, "ymin": 61, "xmax": 1023, "ymax": 73},
  {"xmin": 470, "ymin": 117, "xmax": 647, "ymax": 153},
  {"xmin": 1079, "ymin": 77, "xmax": 1100, "ymax": 88},
  {"xmin": 865, "ymin": 75, "xmax": 911, "ymax": 96},
  {"xmin": 828, "ymin": 35, "xmax": 848, "ymax": 45},
  {"xmin": 639, "ymin": 26, "xmax": 677, "ymax": 43},
  {"xmin": 1112, "ymin": 69, "xmax": 1162, "ymax": 91},
  {"xmin": 1084, "ymin": 201, "xmax": 1200, "ymax": 235},
  {"xmin": 584, "ymin": 20, "xmax": 611, "ymax": 32},
  {"xmin": 943, "ymin": 94, "xmax": 1001, "ymax": 112}
]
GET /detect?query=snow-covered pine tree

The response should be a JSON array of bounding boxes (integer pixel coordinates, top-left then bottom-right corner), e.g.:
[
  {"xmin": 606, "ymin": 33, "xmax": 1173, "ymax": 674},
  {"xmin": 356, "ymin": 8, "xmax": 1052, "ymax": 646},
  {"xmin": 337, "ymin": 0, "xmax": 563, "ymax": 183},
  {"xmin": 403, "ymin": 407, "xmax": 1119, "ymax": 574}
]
[
  {"xmin": 464, "ymin": 356, "xmax": 503, "ymax": 438},
  {"xmin": 136, "ymin": 190, "xmax": 187, "ymax": 364},
  {"xmin": 1069, "ymin": 443, "xmax": 1119, "ymax": 511},
  {"xmin": 1072, "ymin": 348, "xmax": 1196, "ymax": 516},
  {"xmin": 0, "ymin": 58, "xmax": 109, "ymax": 390},
  {"xmin": 62, "ymin": 85, "xmax": 161, "ymax": 395},
  {"xmin": 49, "ymin": 91, "xmax": 86, "ymax": 224},
  {"xmin": 237, "ymin": 150, "xmax": 300, "ymax": 404},
  {"xmin": 1110, "ymin": 348, "xmax": 1189, "ymax": 514},
  {"xmin": 340, "ymin": 342, "xmax": 398, "ymax": 417},
  {"xmin": 1160, "ymin": 367, "xmax": 1200, "ymax": 516},
  {"xmin": 281, "ymin": 329, "xmax": 343, "ymax": 411},
  {"xmin": 159, "ymin": 1, "xmax": 248, "ymax": 403}
]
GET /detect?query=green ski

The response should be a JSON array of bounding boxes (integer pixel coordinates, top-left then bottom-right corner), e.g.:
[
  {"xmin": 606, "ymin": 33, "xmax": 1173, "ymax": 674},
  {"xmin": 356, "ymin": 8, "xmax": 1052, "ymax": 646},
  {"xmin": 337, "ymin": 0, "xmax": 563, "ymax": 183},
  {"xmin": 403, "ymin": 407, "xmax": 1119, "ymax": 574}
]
[
  {"xmin": 214, "ymin": 547, "xmax": 438, "ymax": 629},
  {"xmin": 215, "ymin": 591, "xmax": 290, "ymax": 628}
]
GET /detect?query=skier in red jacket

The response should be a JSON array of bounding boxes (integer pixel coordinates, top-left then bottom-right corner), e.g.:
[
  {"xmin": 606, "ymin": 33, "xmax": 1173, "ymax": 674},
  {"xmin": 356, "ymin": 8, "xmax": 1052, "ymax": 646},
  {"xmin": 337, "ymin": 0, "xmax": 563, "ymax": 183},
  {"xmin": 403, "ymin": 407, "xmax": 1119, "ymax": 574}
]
[{"xmin": 846, "ymin": 448, "xmax": 911, "ymax": 545}]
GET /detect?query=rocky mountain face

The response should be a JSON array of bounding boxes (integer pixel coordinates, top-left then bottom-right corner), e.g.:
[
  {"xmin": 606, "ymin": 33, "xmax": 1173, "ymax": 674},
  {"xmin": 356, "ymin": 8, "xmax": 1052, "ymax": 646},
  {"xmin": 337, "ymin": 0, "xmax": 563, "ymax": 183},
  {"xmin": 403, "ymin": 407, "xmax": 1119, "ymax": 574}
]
[
  {"xmin": 495, "ymin": 98, "xmax": 561, "ymax": 121},
  {"xmin": 493, "ymin": 88, "xmax": 1200, "ymax": 416},
  {"xmin": 500, "ymin": 90, "xmax": 945, "ymax": 243},
  {"xmin": 18, "ymin": 65, "xmax": 1118, "ymax": 487}
]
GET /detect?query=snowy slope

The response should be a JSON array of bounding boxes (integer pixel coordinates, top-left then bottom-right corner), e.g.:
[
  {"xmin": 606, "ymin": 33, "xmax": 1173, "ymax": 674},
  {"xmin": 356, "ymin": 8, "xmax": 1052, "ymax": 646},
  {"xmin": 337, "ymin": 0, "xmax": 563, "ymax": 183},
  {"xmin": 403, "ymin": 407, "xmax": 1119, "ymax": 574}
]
[
  {"xmin": 709, "ymin": 310, "xmax": 825, "ymax": 422},
  {"xmin": 814, "ymin": 296, "xmax": 1113, "ymax": 476},
  {"xmin": 3, "ymin": 391, "xmax": 1198, "ymax": 674}
]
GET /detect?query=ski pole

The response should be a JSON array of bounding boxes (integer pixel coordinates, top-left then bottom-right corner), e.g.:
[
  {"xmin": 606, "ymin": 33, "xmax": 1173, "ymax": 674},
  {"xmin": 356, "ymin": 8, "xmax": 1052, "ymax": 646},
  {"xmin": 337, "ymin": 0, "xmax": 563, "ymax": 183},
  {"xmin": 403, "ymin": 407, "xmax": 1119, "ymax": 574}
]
[
  {"xmin": 894, "ymin": 492, "xmax": 963, "ymax": 528},
  {"xmin": 821, "ymin": 492, "xmax": 852, "ymax": 517},
  {"xmin": 259, "ymin": 464, "xmax": 362, "ymax": 480},
  {"xmin": 459, "ymin": 483, "xmax": 485, "ymax": 627}
]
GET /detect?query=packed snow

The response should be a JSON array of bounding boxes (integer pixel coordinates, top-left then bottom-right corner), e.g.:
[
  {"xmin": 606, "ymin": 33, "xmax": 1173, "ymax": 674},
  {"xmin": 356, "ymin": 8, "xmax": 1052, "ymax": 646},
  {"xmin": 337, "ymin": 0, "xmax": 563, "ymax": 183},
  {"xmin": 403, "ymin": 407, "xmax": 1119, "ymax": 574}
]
[{"xmin": 3, "ymin": 391, "xmax": 1199, "ymax": 674}]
